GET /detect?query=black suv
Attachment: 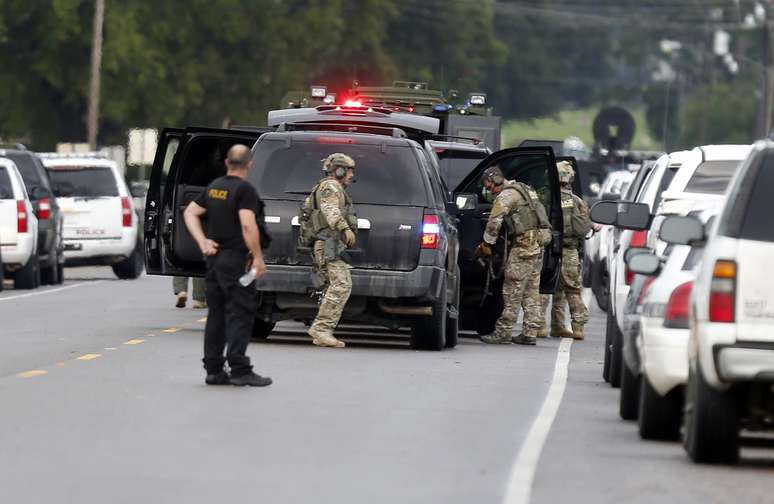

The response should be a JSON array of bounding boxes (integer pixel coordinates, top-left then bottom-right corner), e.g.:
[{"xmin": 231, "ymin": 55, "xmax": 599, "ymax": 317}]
[
  {"xmin": 145, "ymin": 108, "xmax": 564, "ymax": 349},
  {"xmin": 0, "ymin": 147, "xmax": 64, "ymax": 285}
]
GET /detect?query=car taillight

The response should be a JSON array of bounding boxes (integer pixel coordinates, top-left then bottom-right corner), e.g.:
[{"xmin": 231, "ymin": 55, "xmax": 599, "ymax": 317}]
[
  {"xmin": 664, "ymin": 281, "xmax": 692, "ymax": 329},
  {"xmin": 17, "ymin": 200, "xmax": 27, "ymax": 233},
  {"xmin": 625, "ymin": 230, "xmax": 648, "ymax": 285},
  {"xmin": 121, "ymin": 196, "xmax": 132, "ymax": 227},
  {"xmin": 37, "ymin": 197, "xmax": 51, "ymax": 220},
  {"xmin": 421, "ymin": 214, "xmax": 440, "ymax": 249},
  {"xmin": 709, "ymin": 260, "xmax": 736, "ymax": 323}
]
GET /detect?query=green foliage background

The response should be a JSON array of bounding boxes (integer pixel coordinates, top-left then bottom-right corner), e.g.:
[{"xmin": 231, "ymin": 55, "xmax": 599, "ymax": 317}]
[{"xmin": 0, "ymin": 0, "xmax": 768, "ymax": 150}]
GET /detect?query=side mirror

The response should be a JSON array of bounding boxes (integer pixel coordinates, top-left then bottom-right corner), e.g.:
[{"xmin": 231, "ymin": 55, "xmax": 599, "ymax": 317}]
[
  {"xmin": 659, "ymin": 215, "xmax": 705, "ymax": 245},
  {"xmin": 628, "ymin": 253, "xmax": 662, "ymax": 276},
  {"xmin": 598, "ymin": 191, "xmax": 621, "ymax": 202},
  {"xmin": 590, "ymin": 200, "xmax": 618, "ymax": 225},
  {"xmin": 616, "ymin": 202, "xmax": 651, "ymax": 230},
  {"xmin": 130, "ymin": 182, "xmax": 148, "ymax": 199},
  {"xmin": 455, "ymin": 193, "xmax": 477, "ymax": 211},
  {"xmin": 624, "ymin": 246, "xmax": 652, "ymax": 264}
]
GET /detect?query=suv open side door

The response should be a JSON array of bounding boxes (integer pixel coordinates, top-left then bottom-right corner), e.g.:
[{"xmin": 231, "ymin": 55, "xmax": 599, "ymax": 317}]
[
  {"xmin": 453, "ymin": 146, "xmax": 563, "ymax": 302},
  {"xmin": 144, "ymin": 127, "xmax": 269, "ymax": 277}
]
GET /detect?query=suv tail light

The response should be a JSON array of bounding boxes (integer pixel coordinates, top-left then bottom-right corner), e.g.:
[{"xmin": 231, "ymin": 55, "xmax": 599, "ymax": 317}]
[
  {"xmin": 709, "ymin": 260, "xmax": 736, "ymax": 323},
  {"xmin": 121, "ymin": 197, "xmax": 132, "ymax": 227},
  {"xmin": 664, "ymin": 281, "xmax": 692, "ymax": 329},
  {"xmin": 37, "ymin": 197, "xmax": 51, "ymax": 220},
  {"xmin": 421, "ymin": 214, "xmax": 440, "ymax": 249},
  {"xmin": 17, "ymin": 200, "xmax": 27, "ymax": 233},
  {"xmin": 625, "ymin": 230, "xmax": 648, "ymax": 285}
]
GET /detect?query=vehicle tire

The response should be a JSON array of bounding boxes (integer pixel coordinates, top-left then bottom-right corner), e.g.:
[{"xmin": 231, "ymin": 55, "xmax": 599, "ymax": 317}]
[
  {"xmin": 475, "ymin": 293, "xmax": 503, "ymax": 336},
  {"xmin": 603, "ymin": 309, "xmax": 613, "ymax": 383},
  {"xmin": 445, "ymin": 276, "xmax": 460, "ymax": 349},
  {"xmin": 14, "ymin": 254, "xmax": 40, "ymax": 290},
  {"xmin": 0, "ymin": 256, "xmax": 4, "ymax": 292},
  {"xmin": 251, "ymin": 319, "xmax": 276, "ymax": 340},
  {"xmin": 40, "ymin": 256, "xmax": 59, "ymax": 286},
  {"xmin": 638, "ymin": 374, "xmax": 682, "ymax": 440},
  {"xmin": 56, "ymin": 260, "xmax": 65, "ymax": 285},
  {"xmin": 411, "ymin": 280, "xmax": 446, "ymax": 351},
  {"xmin": 593, "ymin": 262, "xmax": 609, "ymax": 313},
  {"xmin": 609, "ymin": 309, "xmax": 623, "ymax": 388},
  {"xmin": 683, "ymin": 362, "xmax": 739, "ymax": 464},
  {"xmin": 112, "ymin": 241, "xmax": 144, "ymax": 280},
  {"xmin": 619, "ymin": 360, "xmax": 640, "ymax": 420},
  {"xmin": 582, "ymin": 255, "xmax": 593, "ymax": 288}
]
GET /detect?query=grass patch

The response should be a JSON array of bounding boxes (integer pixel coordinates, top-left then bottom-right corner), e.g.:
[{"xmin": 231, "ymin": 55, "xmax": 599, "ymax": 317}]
[{"xmin": 502, "ymin": 107, "xmax": 659, "ymax": 151}]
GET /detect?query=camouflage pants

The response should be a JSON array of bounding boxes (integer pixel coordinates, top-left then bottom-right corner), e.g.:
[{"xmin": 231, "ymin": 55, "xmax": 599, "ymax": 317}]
[
  {"xmin": 495, "ymin": 248, "xmax": 543, "ymax": 339},
  {"xmin": 541, "ymin": 248, "xmax": 588, "ymax": 328},
  {"xmin": 310, "ymin": 241, "xmax": 352, "ymax": 336}
]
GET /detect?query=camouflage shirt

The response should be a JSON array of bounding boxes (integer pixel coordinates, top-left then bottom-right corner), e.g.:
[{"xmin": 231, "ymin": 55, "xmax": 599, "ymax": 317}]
[
  {"xmin": 484, "ymin": 180, "xmax": 543, "ymax": 256},
  {"xmin": 315, "ymin": 178, "xmax": 352, "ymax": 232}
]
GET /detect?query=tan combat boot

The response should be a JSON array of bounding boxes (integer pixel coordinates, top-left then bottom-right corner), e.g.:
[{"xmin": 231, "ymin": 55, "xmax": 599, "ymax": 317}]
[
  {"xmin": 570, "ymin": 323, "xmax": 585, "ymax": 341},
  {"xmin": 536, "ymin": 324, "xmax": 548, "ymax": 338},
  {"xmin": 175, "ymin": 291, "xmax": 187, "ymax": 308},
  {"xmin": 308, "ymin": 328, "xmax": 346, "ymax": 348},
  {"xmin": 192, "ymin": 300, "xmax": 207, "ymax": 309},
  {"xmin": 551, "ymin": 325, "xmax": 574, "ymax": 338}
]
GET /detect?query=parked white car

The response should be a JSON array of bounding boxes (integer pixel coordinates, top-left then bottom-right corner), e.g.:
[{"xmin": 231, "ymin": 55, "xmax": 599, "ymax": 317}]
[
  {"xmin": 0, "ymin": 157, "xmax": 39, "ymax": 289},
  {"xmin": 41, "ymin": 153, "xmax": 143, "ymax": 280},
  {"xmin": 663, "ymin": 139, "xmax": 774, "ymax": 464}
]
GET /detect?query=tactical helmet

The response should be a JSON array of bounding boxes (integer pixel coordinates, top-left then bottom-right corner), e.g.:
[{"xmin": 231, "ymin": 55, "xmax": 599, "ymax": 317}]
[
  {"xmin": 322, "ymin": 153, "xmax": 355, "ymax": 178},
  {"xmin": 557, "ymin": 161, "xmax": 575, "ymax": 184},
  {"xmin": 480, "ymin": 166, "xmax": 505, "ymax": 186}
]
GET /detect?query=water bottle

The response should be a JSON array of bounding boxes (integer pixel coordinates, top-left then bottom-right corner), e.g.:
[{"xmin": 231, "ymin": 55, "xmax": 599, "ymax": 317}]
[{"xmin": 239, "ymin": 267, "xmax": 257, "ymax": 287}]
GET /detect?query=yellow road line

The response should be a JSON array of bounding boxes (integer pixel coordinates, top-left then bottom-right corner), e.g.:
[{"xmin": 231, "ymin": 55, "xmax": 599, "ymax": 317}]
[
  {"xmin": 162, "ymin": 327, "xmax": 181, "ymax": 333},
  {"xmin": 145, "ymin": 333, "xmax": 156, "ymax": 337},
  {"xmin": 18, "ymin": 370, "xmax": 48, "ymax": 378},
  {"xmin": 55, "ymin": 362, "xmax": 66, "ymax": 367},
  {"xmin": 77, "ymin": 353, "xmax": 102, "ymax": 361},
  {"xmin": 124, "ymin": 339, "xmax": 145, "ymax": 345},
  {"xmin": 198, "ymin": 317, "xmax": 207, "ymax": 323}
]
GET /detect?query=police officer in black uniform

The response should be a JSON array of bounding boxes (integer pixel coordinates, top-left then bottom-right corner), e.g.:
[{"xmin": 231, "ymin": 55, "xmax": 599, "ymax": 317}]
[{"xmin": 183, "ymin": 144, "xmax": 272, "ymax": 387}]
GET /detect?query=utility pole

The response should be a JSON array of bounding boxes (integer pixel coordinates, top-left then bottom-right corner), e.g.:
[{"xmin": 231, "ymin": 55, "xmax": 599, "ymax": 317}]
[{"xmin": 87, "ymin": 0, "xmax": 105, "ymax": 150}]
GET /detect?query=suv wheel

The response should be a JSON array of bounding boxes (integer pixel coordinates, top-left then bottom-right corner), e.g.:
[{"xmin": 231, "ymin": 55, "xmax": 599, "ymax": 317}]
[
  {"xmin": 40, "ymin": 256, "xmax": 59, "ymax": 286},
  {"xmin": 683, "ymin": 362, "xmax": 739, "ymax": 464},
  {"xmin": 411, "ymin": 279, "xmax": 446, "ymax": 351},
  {"xmin": 593, "ymin": 262, "xmax": 609, "ymax": 312},
  {"xmin": 609, "ymin": 307, "xmax": 623, "ymax": 388},
  {"xmin": 582, "ymin": 255, "xmax": 592, "ymax": 288},
  {"xmin": 112, "ymin": 241, "xmax": 144, "ymax": 280},
  {"xmin": 619, "ymin": 360, "xmax": 640, "ymax": 420},
  {"xmin": 0, "ymin": 257, "xmax": 4, "ymax": 292},
  {"xmin": 445, "ymin": 276, "xmax": 460, "ymax": 349},
  {"xmin": 14, "ymin": 255, "xmax": 40, "ymax": 290},
  {"xmin": 638, "ymin": 374, "xmax": 682, "ymax": 440},
  {"xmin": 251, "ymin": 319, "xmax": 276, "ymax": 340}
]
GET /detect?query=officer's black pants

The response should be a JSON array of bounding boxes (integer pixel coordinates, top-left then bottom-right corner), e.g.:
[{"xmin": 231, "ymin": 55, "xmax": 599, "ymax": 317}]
[{"xmin": 202, "ymin": 249, "xmax": 257, "ymax": 377}]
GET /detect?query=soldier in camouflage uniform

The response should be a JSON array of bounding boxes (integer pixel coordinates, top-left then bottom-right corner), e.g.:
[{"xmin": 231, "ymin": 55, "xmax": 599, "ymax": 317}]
[
  {"xmin": 477, "ymin": 166, "xmax": 552, "ymax": 345},
  {"xmin": 307, "ymin": 153, "xmax": 358, "ymax": 348},
  {"xmin": 539, "ymin": 161, "xmax": 592, "ymax": 340}
]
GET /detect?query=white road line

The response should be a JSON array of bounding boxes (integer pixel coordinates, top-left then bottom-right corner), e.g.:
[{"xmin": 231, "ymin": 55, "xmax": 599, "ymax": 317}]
[
  {"xmin": 503, "ymin": 337, "xmax": 573, "ymax": 504},
  {"xmin": 0, "ymin": 281, "xmax": 103, "ymax": 303}
]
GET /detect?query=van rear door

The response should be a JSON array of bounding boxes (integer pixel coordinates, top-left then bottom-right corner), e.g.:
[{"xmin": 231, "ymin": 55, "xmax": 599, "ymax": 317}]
[{"xmin": 145, "ymin": 127, "xmax": 267, "ymax": 276}]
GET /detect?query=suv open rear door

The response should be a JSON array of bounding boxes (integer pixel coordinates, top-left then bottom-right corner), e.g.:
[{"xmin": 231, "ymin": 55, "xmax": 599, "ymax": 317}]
[
  {"xmin": 144, "ymin": 127, "xmax": 269, "ymax": 277},
  {"xmin": 453, "ymin": 146, "xmax": 563, "ymax": 296}
]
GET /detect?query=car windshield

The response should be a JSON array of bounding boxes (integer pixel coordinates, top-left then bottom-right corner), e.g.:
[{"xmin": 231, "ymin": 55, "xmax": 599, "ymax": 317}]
[
  {"xmin": 47, "ymin": 166, "xmax": 119, "ymax": 197},
  {"xmin": 250, "ymin": 138, "xmax": 428, "ymax": 206},
  {"xmin": 0, "ymin": 167, "xmax": 12, "ymax": 199},
  {"xmin": 435, "ymin": 148, "xmax": 488, "ymax": 189},
  {"xmin": 684, "ymin": 160, "xmax": 740, "ymax": 194}
]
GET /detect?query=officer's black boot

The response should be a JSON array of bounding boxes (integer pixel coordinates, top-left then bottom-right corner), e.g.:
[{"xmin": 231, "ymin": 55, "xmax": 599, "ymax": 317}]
[
  {"xmin": 205, "ymin": 371, "xmax": 231, "ymax": 385},
  {"xmin": 230, "ymin": 371, "xmax": 273, "ymax": 387}
]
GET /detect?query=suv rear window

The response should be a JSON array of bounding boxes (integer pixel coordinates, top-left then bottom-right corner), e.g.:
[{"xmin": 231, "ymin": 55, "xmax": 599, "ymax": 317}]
[
  {"xmin": 0, "ymin": 167, "xmax": 12, "ymax": 199},
  {"xmin": 250, "ymin": 139, "xmax": 428, "ymax": 206},
  {"xmin": 6, "ymin": 153, "xmax": 45, "ymax": 191},
  {"xmin": 720, "ymin": 151, "xmax": 774, "ymax": 242},
  {"xmin": 47, "ymin": 166, "xmax": 119, "ymax": 197},
  {"xmin": 684, "ymin": 160, "xmax": 739, "ymax": 194}
]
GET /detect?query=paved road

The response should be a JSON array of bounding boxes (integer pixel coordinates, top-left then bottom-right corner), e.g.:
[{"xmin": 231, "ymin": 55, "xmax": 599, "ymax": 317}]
[{"xmin": 0, "ymin": 268, "xmax": 771, "ymax": 503}]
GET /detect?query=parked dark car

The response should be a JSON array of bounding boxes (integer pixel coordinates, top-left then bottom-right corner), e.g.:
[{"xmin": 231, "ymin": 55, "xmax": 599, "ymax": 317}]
[
  {"xmin": 144, "ymin": 106, "xmax": 564, "ymax": 349},
  {"xmin": 1, "ymin": 147, "xmax": 64, "ymax": 285}
]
